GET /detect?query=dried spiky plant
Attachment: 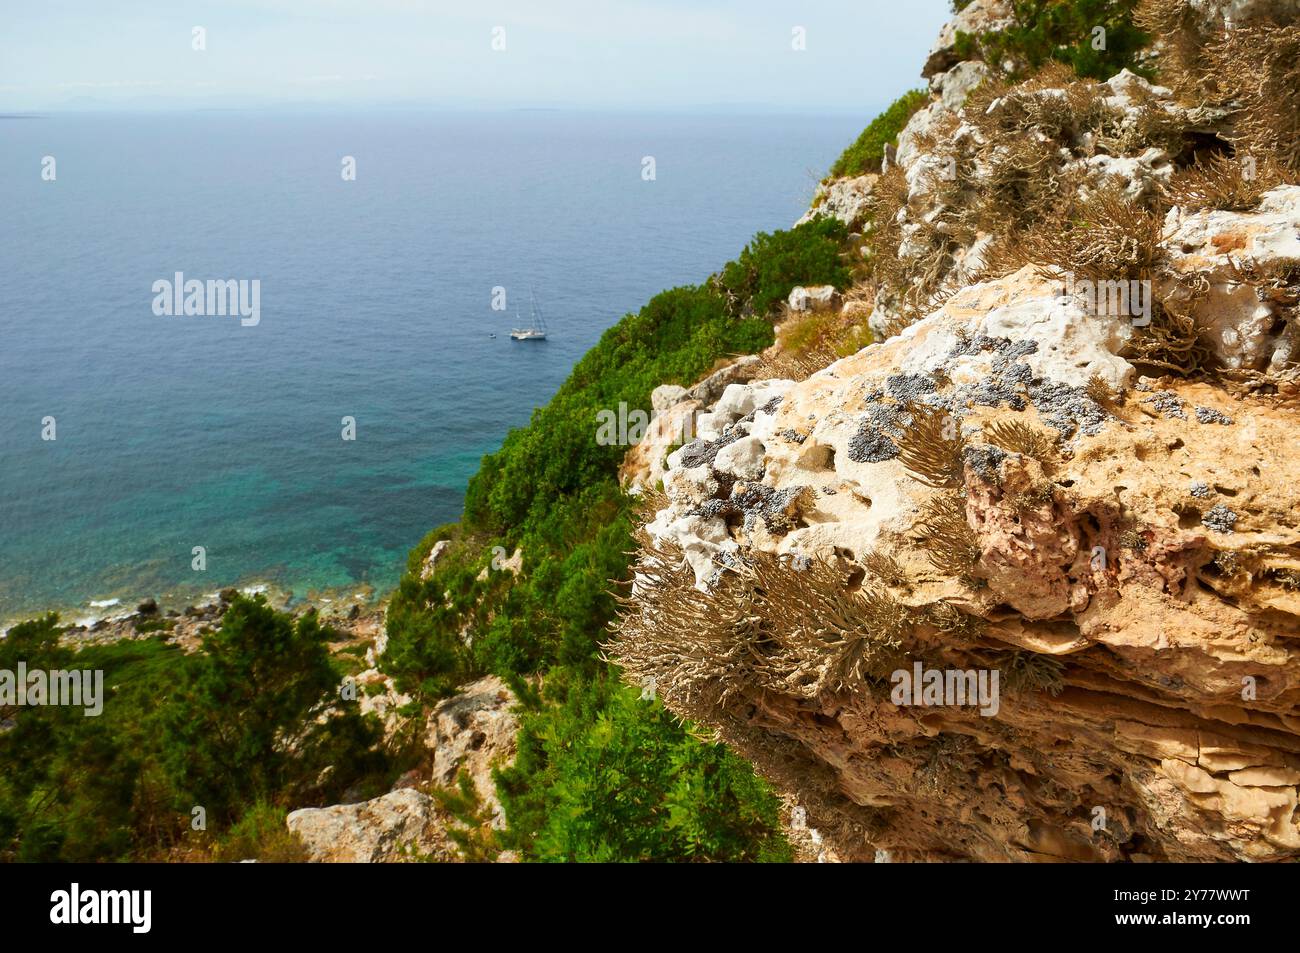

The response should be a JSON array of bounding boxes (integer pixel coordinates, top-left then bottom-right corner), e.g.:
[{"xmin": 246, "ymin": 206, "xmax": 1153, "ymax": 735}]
[
  {"xmin": 862, "ymin": 549, "xmax": 909, "ymax": 590},
  {"xmin": 864, "ymin": 161, "xmax": 967, "ymax": 337},
  {"xmin": 967, "ymin": 134, "xmax": 1064, "ymax": 235},
  {"xmin": 897, "ymin": 403, "xmax": 965, "ymax": 488},
  {"xmin": 1165, "ymin": 150, "xmax": 1289, "ymax": 212},
  {"xmin": 1205, "ymin": 25, "xmax": 1300, "ymax": 173},
  {"xmin": 629, "ymin": 484, "xmax": 670, "ymax": 527},
  {"xmin": 610, "ymin": 538, "xmax": 920, "ymax": 704},
  {"xmin": 864, "ymin": 165, "xmax": 911, "ymax": 295},
  {"xmin": 999, "ymin": 650, "xmax": 1066, "ymax": 696},
  {"xmin": 815, "ymin": 585, "xmax": 914, "ymax": 693},
  {"xmin": 1022, "ymin": 182, "xmax": 1167, "ymax": 284},
  {"xmin": 1084, "ymin": 373, "xmax": 1121, "ymax": 411},
  {"xmin": 983, "ymin": 419, "xmax": 1060, "ymax": 469},
  {"xmin": 926, "ymin": 601, "xmax": 986, "ymax": 644},
  {"xmin": 914, "ymin": 493, "xmax": 981, "ymax": 577},
  {"xmin": 1124, "ymin": 299, "xmax": 1215, "ymax": 376},
  {"xmin": 1135, "ymin": 0, "xmax": 1216, "ymax": 98},
  {"xmin": 1098, "ymin": 83, "xmax": 1191, "ymax": 157},
  {"xmin": 966, "ymin": 67, "xmax": 1113, "ymax": 144}
]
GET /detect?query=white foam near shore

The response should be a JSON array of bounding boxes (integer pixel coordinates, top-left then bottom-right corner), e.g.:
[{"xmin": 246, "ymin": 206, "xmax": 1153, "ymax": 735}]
[{"xmin": 88, "ymin": 598, "xmax": 121, "ymax": 608}]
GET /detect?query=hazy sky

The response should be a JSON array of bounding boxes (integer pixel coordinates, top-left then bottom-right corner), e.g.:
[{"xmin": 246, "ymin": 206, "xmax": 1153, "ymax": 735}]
[{"xmin": 0, "ymin": 0, "xmax": 952, "ymax": 112}]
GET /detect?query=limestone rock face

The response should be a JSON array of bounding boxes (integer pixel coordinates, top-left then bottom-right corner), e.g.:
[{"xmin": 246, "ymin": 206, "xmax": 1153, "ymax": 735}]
[
  {"xmin": 287, "ymin": 789, "xmax": 451, "ymax": 863},
  {"xmin": 1163, "ymin": 185, "xmax": 1300, "ymax": 372},
  {"xmin": 290, "ymin": 677, "xmax": 519, "ymax": 861},
  {"xmin": 608, "ymin": 0, "xmax": 1300, "ymax": 867},
  {"xmin": 616, "ymin": 258, "xmax": 1300, "ymax": 862},
  {"xmin": 420, "ymin": 539, "xmax": 451, "ymax": 581},
  {"xmin": 930, "ymin": 60, "xmax": 992, "ymax": 112},
  {"xmin": 788, "ymin": 285, "xmax": 841, "ymax": 313},
  {"xmin": 874, "ymin": 67, "xmax": 1218, "ymax": 337},
  {"xmin": 923, "ymin": 0, "xmax": 1015, "ymax": 77},
  {"xmin": 797, "ymin": 174, "xmax": 877, "ymax": 228},
  {"xmin": 426, "ymin": 676, "xmax": 519, "ymax": 829}
]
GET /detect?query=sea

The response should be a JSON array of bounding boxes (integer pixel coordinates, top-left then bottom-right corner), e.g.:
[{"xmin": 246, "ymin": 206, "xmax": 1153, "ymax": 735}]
[{"xmin": 0, "ymin": 108, "xmax": 864, "ymax": 624}]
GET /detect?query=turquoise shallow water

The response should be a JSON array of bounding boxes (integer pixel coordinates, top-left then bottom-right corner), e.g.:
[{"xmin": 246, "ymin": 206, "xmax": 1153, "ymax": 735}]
[{"xmin": 0, "ymin": 109, "xmax": 861, "ymax": 623}]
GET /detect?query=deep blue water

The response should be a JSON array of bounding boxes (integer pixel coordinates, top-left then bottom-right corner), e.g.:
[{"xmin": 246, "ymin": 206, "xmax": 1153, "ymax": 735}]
[{"xmin": 0, "ymin": 109, "xmax": 860, "ymax": 622}]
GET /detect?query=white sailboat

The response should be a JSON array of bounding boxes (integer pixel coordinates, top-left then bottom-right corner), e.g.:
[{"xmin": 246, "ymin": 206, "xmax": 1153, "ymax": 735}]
[{"xmin": 510, "ymin": 290, "xmax": 548, "ymax": 341}]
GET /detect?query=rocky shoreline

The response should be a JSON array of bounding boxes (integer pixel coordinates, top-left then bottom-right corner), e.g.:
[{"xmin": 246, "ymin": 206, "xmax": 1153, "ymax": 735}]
[{"xmin": 48, "ymin": 585, "xmax": 387, "ymax": 653}]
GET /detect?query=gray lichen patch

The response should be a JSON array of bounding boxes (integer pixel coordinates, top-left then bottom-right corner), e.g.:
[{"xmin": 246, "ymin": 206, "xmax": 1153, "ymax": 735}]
[
  {"xmin": 964, "ymin": 443, "xmax": 1008, "ymax": 480},
  {"xmin": 1189, "ymin": 481, "xmax": 1213, "ymax": 499},
  {"xmin": 848, "ymin": 423, "xmax": 901, "ymax": 463},
  {"xmin": 693, "ymin": 483, "xmax": 809, "ymax": 535},
  {"xmin": 929, "ymin": 333, "xmax": 1107, "ymax": 437},
  {"xmin": 1194, "ymin": 406, "xmax": 1234, "ymax": 426},
  {"xmin": 1141, "ymin": 391, "xmax": 1187, "ymax": 420},
  {"xmin": 677, "ymin": 425, "xmax": 744, "ymax": 469},
  {"xmin": 1025, "ymin": 378, "xmax": 1108, "ymax": 436},
  {"xmin": 886, "ymin": 372, "xmax": 938, "ymax": 403},
  {"xmin": 1202, "ymin": 503, "xmax": 1238, "ymax": 534},
  {"xmin": 945, "ymin": 333, "xmax": 1038, "ymax": 364}
]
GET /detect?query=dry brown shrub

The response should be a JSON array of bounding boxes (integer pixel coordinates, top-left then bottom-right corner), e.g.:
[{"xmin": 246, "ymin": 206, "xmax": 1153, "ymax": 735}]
[
  {"xmin": 897, "ymin": 403, "xmax": 965, "ymax": 488},
  {"xmin": 998, "ymin": 650, "xmax": 1066, "ymax": 696},
  {"xmin": 1124, "ymin": 298, "xmax": 1215, "ymax": 375},
  {"xmin": 862, "ymin": 549, "xmax": 910, "ymax": 590},
  {"xmin": 926, "ymin": 601, "xmax": 987, "ymax": 644},
  {"xmin": 983, "ymin": 419, "xmax": 1060, "ymax": 467},
  {"xmin": 914, "ymin": 493, "xmax": 981, "ymax": 577},
  {"xmin": 1084, "ymin": 373, "xmax": 1122, "ymax": 410},
  {"xmin": 1098, "ymin": 83, "xmax": 1190, "ymax": 156},
  {"xmin": 1135, "ymin": 0, "xmax": 1217, "ymax": 97},
  {"xmin": 864, "ymin": 156, "xmax": 967, "ymax": 336},
  {"xmin": 1166, "ymin": 150, "xmax": 1289, "ymax": 211},
  {"xmin": 966, "ymin": 66, "xmax": 1112, "ymax": 143},
  {"xmin": 1014, "ymin": 182, "xmax": 1167, "ymax": 283},
  {"xmin": 1204, "ymin": 25, "xmax": 1300, "ymax": 172},
  {"xmin": 610, "ymin": 538, "xmax": 918, "ymax": 703}
]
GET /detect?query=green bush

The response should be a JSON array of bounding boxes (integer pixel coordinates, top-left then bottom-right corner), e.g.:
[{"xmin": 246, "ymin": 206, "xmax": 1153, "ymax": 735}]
[
  {"xmin": 956, "ymin": 0, "xmax": 1152, "ymax": 82},
  {"xmin": 209, "ymin": 802, "xmax": 308, "ymax": 863},
  {"xmin": 828, "ymin": 89, "xmax": 929, "ymax": 178},
  {"xmin": 716, "ymin": 217, "xmax": 853, "ymax": 317},
  {"xmin": 0, "ymin": 600, "xmax": 388, "ymax": 862},
  {"xmin": 496, "ymin": 673, "xmax": 791, "ymax": 862},
  {"xmin": 163, "ymin": 596, "xmax": 388, "ymax": 823},
  {"xmin": 0, "ymin": 618, "xmax": 183, "ymax": 861}
]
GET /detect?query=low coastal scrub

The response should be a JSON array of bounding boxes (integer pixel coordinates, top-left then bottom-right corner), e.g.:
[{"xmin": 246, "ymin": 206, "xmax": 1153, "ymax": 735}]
[
  {"xmin": 0, "ymin": 599, "xmax": 394, "ymax": 862},
  {"xmin": 953, "ymin": 0, "xmax": 1152, "ymax": 81}
]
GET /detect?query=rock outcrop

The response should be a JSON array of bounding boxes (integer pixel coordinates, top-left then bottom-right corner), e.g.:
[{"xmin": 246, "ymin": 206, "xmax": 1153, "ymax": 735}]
[
  {"xmin": 617, "ymin": 260, "xmax": 1300, "ymax": 862},
  {"xmin": 615, "ymin": 0, "xmax": 1300, "ymax": 863},
  {"xmin": 289, "ymin": 676, "xmax": 519, "ymax": 862},
  {"xmin": 287, "ymin": 788, "xmax": 452, "ymax": 863}
]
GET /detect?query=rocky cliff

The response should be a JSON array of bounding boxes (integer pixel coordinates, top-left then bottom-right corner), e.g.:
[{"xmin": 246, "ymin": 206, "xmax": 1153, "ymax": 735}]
[{"xmin": 613, "ymin": 0, "xmax": 1300, "ymax": 862}]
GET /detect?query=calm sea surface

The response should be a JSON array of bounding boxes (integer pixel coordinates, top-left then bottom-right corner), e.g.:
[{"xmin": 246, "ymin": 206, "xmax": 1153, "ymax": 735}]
[{"xmin": 0, "ymin": 109, "xmax": 861, "ymax": 622}]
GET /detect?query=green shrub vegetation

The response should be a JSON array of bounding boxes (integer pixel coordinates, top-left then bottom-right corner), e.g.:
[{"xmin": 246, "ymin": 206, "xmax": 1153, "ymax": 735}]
[
  {"xmin": 953, "ymin": 0, "xmax": 1152, "ymax": 82},
  {"xmin": 0, "ymin": 599, "xmax": 393, "ymax": 861},
  {"xmin": 717, "ymin": 217, "xmax": 853, "ymax": 317},
  {"xmin": 828, "ymin": 89, "xmax": 929, "ymax": 178}
]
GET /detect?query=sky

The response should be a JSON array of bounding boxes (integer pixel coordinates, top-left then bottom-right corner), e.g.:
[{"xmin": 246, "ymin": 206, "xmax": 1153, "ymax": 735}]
[{"xmin": 0, "ymin": 0, "xmax": 952, "ymax": 113}]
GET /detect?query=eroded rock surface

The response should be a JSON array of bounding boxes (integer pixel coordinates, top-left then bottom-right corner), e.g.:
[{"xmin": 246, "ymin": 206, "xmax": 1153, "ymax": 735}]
[{"xmin": 616, "ymin": 257, "xmax": 1300, "ymax": 862}]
